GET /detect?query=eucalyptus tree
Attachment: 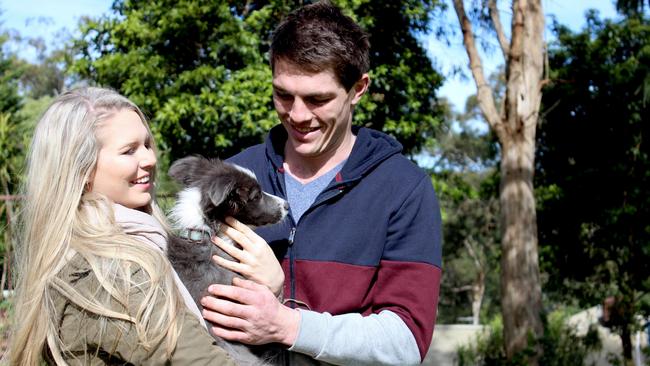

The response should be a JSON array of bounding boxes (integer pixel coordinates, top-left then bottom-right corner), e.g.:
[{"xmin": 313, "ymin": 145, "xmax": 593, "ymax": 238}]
[{"xmin": 451, "ymin": 0, "xmax": 545, "ymax": 361}]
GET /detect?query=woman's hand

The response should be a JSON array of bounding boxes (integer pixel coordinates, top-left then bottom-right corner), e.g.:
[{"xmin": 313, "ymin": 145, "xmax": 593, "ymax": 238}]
[{"xmin": 211, "ymin": 217, "xmax": 285, "ymax": 297}]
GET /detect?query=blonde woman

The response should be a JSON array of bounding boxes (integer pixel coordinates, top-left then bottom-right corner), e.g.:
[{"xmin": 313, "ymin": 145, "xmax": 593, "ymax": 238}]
[{"xmin": 7, "ymin": 87, "xmax": 237, "ymax": 365}]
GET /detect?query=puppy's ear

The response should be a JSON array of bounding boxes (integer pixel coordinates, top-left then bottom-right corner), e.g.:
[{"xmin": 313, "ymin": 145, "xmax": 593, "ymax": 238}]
[
  {"xmin": 169, "ymin": 155, "xmax": 210, "ymax": 186},
  {"xmin": 207, "ymin": 177, "xmax": 235, "ymax": 208}
]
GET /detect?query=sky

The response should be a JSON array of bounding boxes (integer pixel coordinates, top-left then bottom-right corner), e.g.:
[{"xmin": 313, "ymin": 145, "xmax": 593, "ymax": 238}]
[{"xmin": 1, "ymin": 0, "xmax": 620, "ymax": 114}]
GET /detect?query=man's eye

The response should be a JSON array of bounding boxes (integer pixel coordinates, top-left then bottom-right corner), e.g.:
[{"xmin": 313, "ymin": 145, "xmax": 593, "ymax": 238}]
[{"xmin": 307, "ymin": 97, "xmax": 331, "ymax": 106}]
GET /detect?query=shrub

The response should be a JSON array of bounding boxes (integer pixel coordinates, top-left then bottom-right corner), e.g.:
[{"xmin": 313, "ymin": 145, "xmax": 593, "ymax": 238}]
[{"xmin": 457, "ymin": 309, "xmax": 601, "ymax": 366}]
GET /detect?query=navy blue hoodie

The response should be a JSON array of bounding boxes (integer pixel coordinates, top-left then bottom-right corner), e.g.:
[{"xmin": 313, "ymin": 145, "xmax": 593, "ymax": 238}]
[{"xmin": 228, "ymin": 125, "xmax": 442, "ymax": 360}]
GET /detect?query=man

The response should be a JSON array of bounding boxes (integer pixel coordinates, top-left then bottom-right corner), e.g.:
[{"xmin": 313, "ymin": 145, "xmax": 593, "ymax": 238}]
[{"xmin": 201, "ymin": 1, "xmax": 442, "ymax": 364}]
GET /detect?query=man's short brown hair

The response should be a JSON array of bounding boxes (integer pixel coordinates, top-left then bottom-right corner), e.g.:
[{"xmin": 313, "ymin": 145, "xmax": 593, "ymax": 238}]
[{"xmin": 270, "ymin": 1, "xmax": 370, "ymax": 91}]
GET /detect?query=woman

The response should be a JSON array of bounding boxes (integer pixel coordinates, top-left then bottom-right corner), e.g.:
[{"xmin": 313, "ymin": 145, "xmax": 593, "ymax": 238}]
[{"xmin": 7, "ymin": 87, "xmax": 238, "ymax": 365}]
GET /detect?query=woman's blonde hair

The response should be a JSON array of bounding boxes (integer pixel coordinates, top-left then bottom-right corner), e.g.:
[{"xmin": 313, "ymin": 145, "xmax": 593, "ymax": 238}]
[{"xmin": 8, "ymin": 87, "xmax": 183, "ymax": 365}]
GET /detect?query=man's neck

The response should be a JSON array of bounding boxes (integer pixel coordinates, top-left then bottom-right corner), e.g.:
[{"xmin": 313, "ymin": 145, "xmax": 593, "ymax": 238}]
[{"xmin": 283, "ymin": 135, "xmax": 355, "ymax": 184}]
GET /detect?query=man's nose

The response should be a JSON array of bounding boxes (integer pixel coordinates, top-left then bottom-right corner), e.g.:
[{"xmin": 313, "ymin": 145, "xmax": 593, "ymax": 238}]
[{"xmin": 289, "ymin": 97, "xmax": 312, "ymax": 123}]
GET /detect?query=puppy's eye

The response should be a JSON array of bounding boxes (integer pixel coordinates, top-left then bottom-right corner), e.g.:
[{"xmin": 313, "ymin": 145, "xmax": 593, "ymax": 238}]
[{"xmin": 251, "ymin": 191, "xmax": 262, "ymax": 201}]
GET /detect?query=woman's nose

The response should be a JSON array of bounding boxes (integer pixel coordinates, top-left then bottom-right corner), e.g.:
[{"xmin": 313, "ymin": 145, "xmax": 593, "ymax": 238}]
[{"xmin": 140, "ymin": 147, "xmax": 157, "ymax": 169}]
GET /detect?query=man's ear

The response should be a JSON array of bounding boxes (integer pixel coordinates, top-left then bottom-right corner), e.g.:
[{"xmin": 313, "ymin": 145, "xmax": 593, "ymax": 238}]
[{"xmin": 351, "ymin": 73, "xmax": 370, "ymax": 105}]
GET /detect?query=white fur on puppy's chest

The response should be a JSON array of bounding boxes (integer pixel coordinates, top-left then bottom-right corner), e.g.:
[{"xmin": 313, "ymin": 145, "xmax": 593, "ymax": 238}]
[{"xmin": 169, "ymin": 187, "xmax": 210, "ymax": 231}]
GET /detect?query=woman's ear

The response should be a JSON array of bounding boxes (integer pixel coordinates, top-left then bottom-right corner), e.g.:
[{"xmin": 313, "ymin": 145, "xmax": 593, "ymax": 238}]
[
  {"xmin": 86, "ymin": 169, "xmax": 96, "ymax": 192},
  {"xmin": 351, "ymin": 73, "xmax": 370, "ymax": 105}
]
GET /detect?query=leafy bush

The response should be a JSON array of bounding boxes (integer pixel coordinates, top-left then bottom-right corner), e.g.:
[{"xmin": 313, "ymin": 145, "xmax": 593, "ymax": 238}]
[{"xmin": 457, "ymin": 309, "xmax": 601, "ymax": 366}]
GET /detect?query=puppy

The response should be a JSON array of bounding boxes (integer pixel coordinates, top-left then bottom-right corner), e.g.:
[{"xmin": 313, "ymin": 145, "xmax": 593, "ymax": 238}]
[{"xmin": 166, "ymin": 155, "xmax": 288, "ymax": 366}]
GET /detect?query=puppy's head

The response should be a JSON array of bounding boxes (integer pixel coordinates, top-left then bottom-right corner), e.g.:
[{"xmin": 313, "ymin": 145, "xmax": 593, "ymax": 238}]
[{"xmin": 169, "ymin": 156, "xmax": 288, "ymax": 229}]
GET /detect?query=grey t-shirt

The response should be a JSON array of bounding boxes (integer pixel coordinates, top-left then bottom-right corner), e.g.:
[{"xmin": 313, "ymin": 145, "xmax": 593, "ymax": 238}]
[{"xmin": 284, "ymin": 161, "xmax": 345, "ymax": 223}]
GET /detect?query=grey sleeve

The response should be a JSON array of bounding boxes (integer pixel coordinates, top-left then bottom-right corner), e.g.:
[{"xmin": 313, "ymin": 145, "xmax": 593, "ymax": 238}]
[{"xmin": 287, "ymin": 309, "xmax": 421, "ymax": 366}]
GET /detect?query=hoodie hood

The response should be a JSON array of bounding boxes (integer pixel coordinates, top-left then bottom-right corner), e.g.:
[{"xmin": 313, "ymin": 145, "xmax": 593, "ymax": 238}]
[{"xmin": 264, "ymin": 125, "xmax": 403, "ymax": 182}]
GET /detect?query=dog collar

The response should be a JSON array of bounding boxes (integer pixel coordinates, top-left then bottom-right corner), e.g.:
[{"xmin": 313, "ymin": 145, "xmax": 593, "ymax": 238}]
[{"xmin": 177, "ymin": 227, "xmax": 212, "ymax": 242}]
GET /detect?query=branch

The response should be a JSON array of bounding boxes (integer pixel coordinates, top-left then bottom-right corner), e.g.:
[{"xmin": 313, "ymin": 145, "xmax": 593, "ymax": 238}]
[
  {"xmin": 463, "ymin": 238, "xmax": 483, "ymax": 270},
  {"xmin": 0, "ymin": 195, "xmax": 22, "ymax": 201},
  {"xmin": 452, "ymin": 0, "xmax": 505, "ymax": 141},
  {"xmin": 452, "ymin": 285, "xmax": 474, "ymax": 293},
  {"xmin": 488, "ymin": 0, "xmax": 509, "ymax": 59}
]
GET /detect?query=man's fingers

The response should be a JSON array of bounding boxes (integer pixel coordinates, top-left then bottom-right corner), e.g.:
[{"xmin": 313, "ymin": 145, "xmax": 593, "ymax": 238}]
[
  {"xmin": 212, "ymin": 236, "xmax": 246, "ymax": 261},
  {"xmin": 205, "ymin": 283, "xmax": 255, "ymax": 306},
  {"xmin": 211, "ymin": 325, "xmax": 250, "ymax": 343},
  {"xmin": 219, "ymin": 224, "xmax": 253, "ymax": 250},
  {"xmin": 225, "ymin": 216, "xmax": 255, "ymax": 236},
  {"xmin": 212, "ymin": 255, "xmax": 248, "ymax": 275},
  {"xmin": 232, "ymin": 276, "xmax": 264, "ymax": 291},
  {"xmin": 202, "ymin": 309, "xmax": 249, "ymax": 331}
]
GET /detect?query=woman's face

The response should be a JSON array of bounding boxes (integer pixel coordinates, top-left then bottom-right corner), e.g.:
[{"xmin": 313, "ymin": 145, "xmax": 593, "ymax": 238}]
[{"xmin": 90, "ymin": 109, "xmax": 157, "ymax": 210}]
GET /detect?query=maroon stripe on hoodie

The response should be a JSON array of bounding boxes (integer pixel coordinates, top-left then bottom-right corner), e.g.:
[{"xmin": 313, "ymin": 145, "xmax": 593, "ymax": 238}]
[{"xmin": 281, "ymin": 258, "xmax": 441, "ymax": 360}]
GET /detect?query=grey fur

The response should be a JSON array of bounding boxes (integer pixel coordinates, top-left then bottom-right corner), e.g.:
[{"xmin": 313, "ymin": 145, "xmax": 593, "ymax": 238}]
[{"xmin": 166, "ymin": 155, "xmax": 288, "ymax": 366}]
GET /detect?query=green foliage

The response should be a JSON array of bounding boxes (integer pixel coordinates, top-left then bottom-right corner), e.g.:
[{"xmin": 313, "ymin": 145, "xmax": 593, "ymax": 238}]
[
  {"xmin": 14, "ymin": 34, "xmax": 72, "ymax": 98},
  {"xmin": 616, "ymin": 0, "xmax": 650, "ymax": 18},
  {"xmin": 71, "ymin": 0, "xmax": 445, "ymax": 162},
  {"xmin": 0, "ymin": 297, "xmax": 12, "ymax": 333},
  {"xmin": 434, "ymin": 168, "xmax": 501, "ymax": 324},
  {"xmin": 429, "ymin": 115, "xmax": 501, "ymax": 324},
  {"xmin": 537, "ymin": 12, "xmax": 650, "ymax": 360},
  {"xmin": 0, "ymin": 24, "xmax": 25, "ymax": 233},
  {"xmin": 0, "ymin": 34, "xmax": 21, "ymax": 116},
  {"xmin": 457, "ymin": 310, "xmax": 601, "ymax": 366}
]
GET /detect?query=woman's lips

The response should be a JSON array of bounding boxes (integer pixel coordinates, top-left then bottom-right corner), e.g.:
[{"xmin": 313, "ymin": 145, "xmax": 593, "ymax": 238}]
[{"xmin": 130, "ymin": 176, "xmax": 152, "ymax": 189}]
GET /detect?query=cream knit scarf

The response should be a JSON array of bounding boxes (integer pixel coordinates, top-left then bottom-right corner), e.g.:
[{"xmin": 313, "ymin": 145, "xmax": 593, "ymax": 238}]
[{"xmin": 112, "ymin": 204, "xmax": 206, "ymax": 327}]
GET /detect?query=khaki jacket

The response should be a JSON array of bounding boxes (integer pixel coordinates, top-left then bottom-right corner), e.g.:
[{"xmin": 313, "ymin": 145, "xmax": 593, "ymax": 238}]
[{"xmin": 50, "ymin": 253, "xmax": 237, "ymax": 365}]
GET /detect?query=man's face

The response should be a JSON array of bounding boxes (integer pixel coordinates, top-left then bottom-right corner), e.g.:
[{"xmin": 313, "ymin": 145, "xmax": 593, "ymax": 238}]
[{"xmin": 272, "ymin": 60, "xmax": 368, "ymax": 160}]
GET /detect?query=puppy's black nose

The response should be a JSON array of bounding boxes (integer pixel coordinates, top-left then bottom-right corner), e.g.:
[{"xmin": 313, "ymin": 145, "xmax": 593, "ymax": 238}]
[{"xmin": 283, "ymin": 201, "xmax": 289, "ymax": 210}]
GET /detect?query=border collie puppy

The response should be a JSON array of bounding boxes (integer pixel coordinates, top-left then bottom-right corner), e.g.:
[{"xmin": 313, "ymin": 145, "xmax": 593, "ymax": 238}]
[{"xmin": 166, "ymin": 155, "xmax": 288, "ymax": 366}]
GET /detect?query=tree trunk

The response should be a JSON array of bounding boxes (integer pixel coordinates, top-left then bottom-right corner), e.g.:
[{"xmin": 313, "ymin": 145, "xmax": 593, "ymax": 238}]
[
  {"xmin": 452, "ymin": 0, "xmax": 545, "ymax": 361},
  {"xmin": 471, "ymin": 271, "xmax": 485, "ymax": 326},
  {"xmin": 1, "ymin": 181, "xmax": 14, "ymax": 300},
  {"xmin": 464, "ymin": 238, "xmax": 486, "ymax": 326},
  {"xmin": 620, "ymin": 324, "xmax": 632, "ymax": 363},
  {"xmin": 499, "ymin": 136, "xmax": 543, "ymax": 357}
]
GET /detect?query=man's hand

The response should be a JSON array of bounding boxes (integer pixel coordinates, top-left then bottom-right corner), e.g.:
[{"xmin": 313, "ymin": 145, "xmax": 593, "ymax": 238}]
[
  {"xmin": 201, "ymin": 277, "xmax": 300, "ymax": 346},
  {"xmin": 212, "ymin": 217, "xmax": 285, "ymax": 297}
]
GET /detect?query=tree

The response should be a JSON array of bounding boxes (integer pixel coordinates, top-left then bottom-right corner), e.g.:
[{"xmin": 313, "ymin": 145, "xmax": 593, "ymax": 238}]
[
  {"xmin": 435, "ymin": 168, "xmax": 501, "ymax": 325},
  {"xmin": 537, "ymin": 12, "xmax": 650, "ymax": 363},
  {"xmin": 616, "ymin": 0, "xmax": 650, "ymax": 17},
  {"xmin": 0, "ymin": 28, "xmax": 21, "ymax": 116},
  {"xmin": 0, "ymin": 17, "xmax": 25, "ymax": 298},
  {"xmin": 72, "ymin": 0, "xmax": 445, "ymax": 163},
  {"xmin": 451, "ymin": 0, "xmax": 545, "ymax": 361},
  {"xmin": 15, "ymin": 34, "xmax": 71, "ymax": 98},
  {"xmin": 429, "ymin": 95, "xmax": 502, "ymax": 326}
]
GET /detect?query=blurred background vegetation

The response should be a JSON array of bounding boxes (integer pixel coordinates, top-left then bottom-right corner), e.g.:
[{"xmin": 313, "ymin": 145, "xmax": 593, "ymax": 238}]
[{"xmin": 0, "ymin": 0, "xmax": 649, "ymax": 364}]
